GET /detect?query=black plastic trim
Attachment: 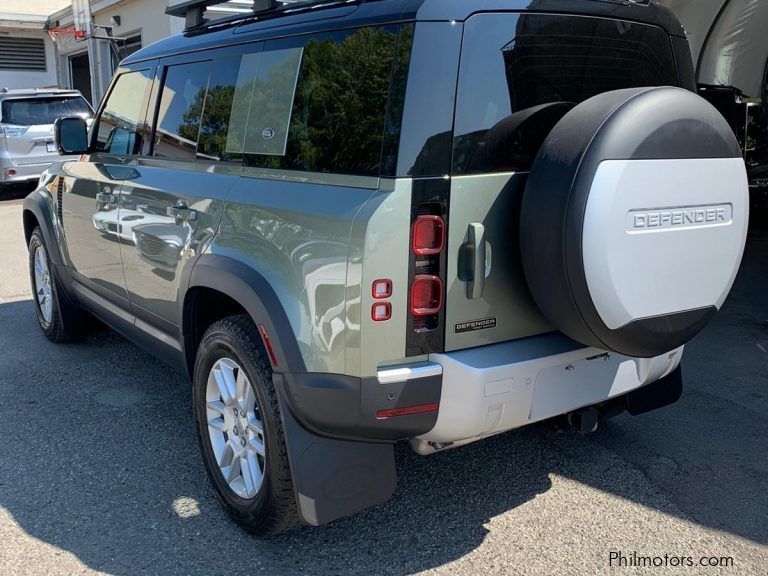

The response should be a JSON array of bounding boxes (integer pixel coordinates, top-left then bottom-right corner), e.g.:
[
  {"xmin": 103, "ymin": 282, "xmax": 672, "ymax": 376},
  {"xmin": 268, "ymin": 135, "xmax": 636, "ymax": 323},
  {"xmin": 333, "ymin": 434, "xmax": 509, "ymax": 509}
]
[
  {"xmin": 626, "ymin": 365, "xmax": 683, "ymax": 416},
  {"xmin": 23, "ymin": 191, "xmax": 62, "ymax": 267},
  {"xmin": 180, "ymin": 253, "xmax": 308, "ymax": 375},
  {"xmin": 276, "ymin": 369, "xmax": 442, "ymax": 442},
  {"xmin": 275, "ymin": 390, "xmax": 396, "ymax": 526}
]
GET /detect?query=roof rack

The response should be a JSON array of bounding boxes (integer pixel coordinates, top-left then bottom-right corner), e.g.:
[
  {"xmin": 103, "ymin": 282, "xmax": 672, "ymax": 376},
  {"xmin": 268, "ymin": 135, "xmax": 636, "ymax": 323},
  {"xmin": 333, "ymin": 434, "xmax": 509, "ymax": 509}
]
[{"xmin": 167, "ymin": 0, "xmax": 327, "ymax": 30}]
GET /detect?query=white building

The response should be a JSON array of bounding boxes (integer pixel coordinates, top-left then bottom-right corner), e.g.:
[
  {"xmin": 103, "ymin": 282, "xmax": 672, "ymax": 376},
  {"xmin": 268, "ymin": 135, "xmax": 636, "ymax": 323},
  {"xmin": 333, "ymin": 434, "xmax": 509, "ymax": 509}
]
[
  {"xmin": 1, "ymin": 0, "xmax": 251, "ymax": 106},
  {"xmin": 46, "ymin": 0, "xmax": 250, "ymax": 106},
  {"xmin": 0, "ymin": 0, "xmax": 69, "ymax": 90}
]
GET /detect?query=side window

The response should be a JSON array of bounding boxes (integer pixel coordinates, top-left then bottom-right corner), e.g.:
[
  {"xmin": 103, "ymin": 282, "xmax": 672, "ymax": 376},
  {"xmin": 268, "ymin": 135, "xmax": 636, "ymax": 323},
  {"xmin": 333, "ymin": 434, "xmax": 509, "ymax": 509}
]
[
  {"xmin": 153, "ymin": 61, "xmax": 211, "ymax": 160},
  {"xmin": 197, "ymin": 55, "xmax": 245, "ymax": 162},
  {"xmin": 453, "ymin": 14, "xmax": 679, "ymax": 175},
  {"xmin": 236, "ymin": 26, "xmax": 398, "ymax": 176},
  {"xmin": 95, "ymin": 69, "xmax": 153, "ymax": 155}
]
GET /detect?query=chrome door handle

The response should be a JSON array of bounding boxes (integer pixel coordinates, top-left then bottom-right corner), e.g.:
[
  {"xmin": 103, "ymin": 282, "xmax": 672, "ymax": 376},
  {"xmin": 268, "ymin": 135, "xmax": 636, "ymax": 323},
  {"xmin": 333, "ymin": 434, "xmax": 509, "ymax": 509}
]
[
  {"xmin": 167, "ymin": 203, "xmax": 197, "ymax": 222},
  {"xmin": 467, "ymin": 222, "xmax": 486, "ymax": 299},
  {"xmin": 96, "ymin": 191, "xmax": 117, "ymax": 204}
]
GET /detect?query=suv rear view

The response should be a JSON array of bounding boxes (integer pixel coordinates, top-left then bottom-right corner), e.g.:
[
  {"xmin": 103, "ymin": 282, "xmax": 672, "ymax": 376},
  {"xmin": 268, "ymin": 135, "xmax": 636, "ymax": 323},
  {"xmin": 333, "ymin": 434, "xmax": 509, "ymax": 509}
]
[
  {"xmin": 25, "ymin": 0, "xmax": 748, "ymax": 535},
  {"xmin": 1, "ymin": 89, "xmax": 92, "ymax": 191}
]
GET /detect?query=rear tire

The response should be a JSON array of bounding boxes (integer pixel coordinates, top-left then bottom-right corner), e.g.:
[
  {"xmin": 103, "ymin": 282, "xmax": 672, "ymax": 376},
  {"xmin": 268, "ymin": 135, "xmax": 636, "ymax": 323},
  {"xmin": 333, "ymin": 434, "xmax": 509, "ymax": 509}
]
[
  {"xmin": 193, "ymin": 315, "xmax": 302, "ymax": 536},
  {"xmin": 28, "ymin": 227, "xmax": 85, "ymax": 342}
]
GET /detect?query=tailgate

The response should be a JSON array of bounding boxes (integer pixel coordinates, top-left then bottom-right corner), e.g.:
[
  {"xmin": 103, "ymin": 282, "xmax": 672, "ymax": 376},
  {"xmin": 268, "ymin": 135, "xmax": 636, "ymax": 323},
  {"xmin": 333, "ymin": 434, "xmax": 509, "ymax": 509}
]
[{"xmin": 445, "ymin": 11, "xmax": 680, "ymax": 351}]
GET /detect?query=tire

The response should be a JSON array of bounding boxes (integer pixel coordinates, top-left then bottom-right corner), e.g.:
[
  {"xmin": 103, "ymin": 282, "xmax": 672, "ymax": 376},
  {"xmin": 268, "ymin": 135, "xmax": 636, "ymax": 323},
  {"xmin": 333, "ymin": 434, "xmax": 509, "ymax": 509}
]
[
  {"xmin": 193, "ymin": 315, "xmax": 301, "ymax": 536},
  {"xmin": 520, "ymin": 87, "xmax": 749, "ymax": 357},
  {"xmin": 28, "ymin": 227, "xmax": 85, "ymax": 342}
]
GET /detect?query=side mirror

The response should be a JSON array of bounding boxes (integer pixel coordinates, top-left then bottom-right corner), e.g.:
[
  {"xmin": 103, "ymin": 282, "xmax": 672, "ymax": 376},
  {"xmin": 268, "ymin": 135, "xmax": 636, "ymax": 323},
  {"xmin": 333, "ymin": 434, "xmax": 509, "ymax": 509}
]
[{"xmin": 54, "ymin": 116, "xmax": 89, "ymax": 155}]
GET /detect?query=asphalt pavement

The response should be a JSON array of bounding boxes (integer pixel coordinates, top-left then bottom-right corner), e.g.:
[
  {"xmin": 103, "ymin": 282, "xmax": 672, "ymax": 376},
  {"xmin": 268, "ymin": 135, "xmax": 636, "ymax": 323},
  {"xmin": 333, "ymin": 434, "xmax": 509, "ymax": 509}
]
[{"xmin": 0, "ymin": 188, "xmax": 767, "ymax": 575}]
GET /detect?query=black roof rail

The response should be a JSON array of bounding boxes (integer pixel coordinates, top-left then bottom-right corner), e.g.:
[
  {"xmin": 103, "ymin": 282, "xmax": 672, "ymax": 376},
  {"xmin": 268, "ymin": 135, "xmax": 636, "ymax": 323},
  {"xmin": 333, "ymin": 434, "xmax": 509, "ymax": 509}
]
[{"xmin": 166, "ymin": 0, "xmax": 345, "ymax": 31}]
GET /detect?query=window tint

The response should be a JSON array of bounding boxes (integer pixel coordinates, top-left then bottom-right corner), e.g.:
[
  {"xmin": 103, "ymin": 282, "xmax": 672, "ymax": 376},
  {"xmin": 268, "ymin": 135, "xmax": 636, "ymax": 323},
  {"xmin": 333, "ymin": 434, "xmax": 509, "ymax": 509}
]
[
  {"xmin": 1, "ymin": 97, "xmax": 91, "ymax": 126},
  {"xmin": 244, "ymin": 47, "xmax": 303, "ymax": 156},
  {"xmin": 197, "ymin": 55, "xmax": 244, "ymax": 162},
  {"xmin": 240, "ymin": 26, "xmax": 398, "ymax": 176},
  {"xmin": 453, "ymin": 14, "xmax": 679, "ymax": 174},
  {"xmin": 153, "ymin": 61, "xmax": 211, "ymax": 160},
  {"xmin": 95, "ymin": 69, "xmax": 153, "ymax": 155}
]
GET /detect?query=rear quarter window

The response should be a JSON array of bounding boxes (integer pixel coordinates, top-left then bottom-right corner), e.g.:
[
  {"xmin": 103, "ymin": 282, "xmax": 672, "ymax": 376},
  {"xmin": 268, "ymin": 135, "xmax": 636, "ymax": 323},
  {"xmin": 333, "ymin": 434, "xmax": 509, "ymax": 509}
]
[
  {"xmin": 240, "ymin": 26, "xmax": 399, "ymax": 177},
  {"xmin": 453, "ymin": 13, "xmax": 678, "ymax": 175}
]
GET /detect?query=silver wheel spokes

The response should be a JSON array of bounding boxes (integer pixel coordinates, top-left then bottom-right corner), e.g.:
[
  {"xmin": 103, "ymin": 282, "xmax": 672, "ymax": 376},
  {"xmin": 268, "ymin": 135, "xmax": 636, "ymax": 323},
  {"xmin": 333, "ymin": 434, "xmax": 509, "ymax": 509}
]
[
  {"xmin": 33, "ymin": 246, "xmax": 53, "ymax": 325},
  {"xmin": 206, "ymin": 358, "xmax": 266, "ymax": 499}
]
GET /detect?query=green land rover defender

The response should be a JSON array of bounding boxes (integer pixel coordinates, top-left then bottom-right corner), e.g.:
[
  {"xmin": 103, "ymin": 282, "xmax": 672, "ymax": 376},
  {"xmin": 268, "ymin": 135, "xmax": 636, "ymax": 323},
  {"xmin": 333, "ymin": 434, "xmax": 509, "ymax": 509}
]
[{"xmin": 25, "ymin": 0, "xmax": 749, "ymax": 534}]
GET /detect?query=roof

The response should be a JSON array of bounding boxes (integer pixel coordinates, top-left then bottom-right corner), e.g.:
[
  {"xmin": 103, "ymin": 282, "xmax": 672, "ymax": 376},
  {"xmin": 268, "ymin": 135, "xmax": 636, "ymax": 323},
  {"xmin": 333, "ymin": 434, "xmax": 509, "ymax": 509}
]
[{"xmin": 125, "ymin": 0, "xmax": 685, "ymax": 65}]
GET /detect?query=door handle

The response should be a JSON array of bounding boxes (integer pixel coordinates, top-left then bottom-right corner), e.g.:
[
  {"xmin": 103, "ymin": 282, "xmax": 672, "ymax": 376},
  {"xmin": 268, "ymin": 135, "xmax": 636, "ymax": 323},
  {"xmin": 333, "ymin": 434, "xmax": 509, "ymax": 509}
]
[
  {"xmin": 467, "ymin": 222, "xmax": 486, "ymax": 299},
  {"xmin": 167, "ymin": 202, "xmax": 197, "ymax": 223},
  {"xmin": 96, "ymin": 191, "xmax": 117, "ymax": 206}
]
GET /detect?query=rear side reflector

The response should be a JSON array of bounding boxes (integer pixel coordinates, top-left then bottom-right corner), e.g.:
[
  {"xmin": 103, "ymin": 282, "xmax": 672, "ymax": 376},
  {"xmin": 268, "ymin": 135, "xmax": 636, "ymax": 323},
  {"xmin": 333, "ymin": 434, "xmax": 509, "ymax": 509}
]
[
  {"xmin": 372, "ymin": 279, "xmax": 393, "ymax": 299},
  {"xmin": 412, "ymin": 215, "xmax": 445, "ymax": 255},
  {"xmin": 376, "ymin": 403, "xmax": 439, "ymax": 419},
  {"xmin": 372, "ymin": 302, "xmax": 392, "ymax": 322},
  {"xmin": 410, "ymin": 275, "xmax": 443, "ymax": 316},
  {"xmin": 257, "ymin": 324, "xmax": 278, "ymax": 367}
]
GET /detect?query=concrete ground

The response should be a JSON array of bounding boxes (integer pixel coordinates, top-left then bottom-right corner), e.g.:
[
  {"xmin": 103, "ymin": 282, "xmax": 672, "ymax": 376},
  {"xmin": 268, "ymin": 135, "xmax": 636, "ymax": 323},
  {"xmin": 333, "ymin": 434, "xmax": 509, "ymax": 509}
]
[{"xmin": 0, "ymin": 188, "xmax": 767, "ymax": 575}]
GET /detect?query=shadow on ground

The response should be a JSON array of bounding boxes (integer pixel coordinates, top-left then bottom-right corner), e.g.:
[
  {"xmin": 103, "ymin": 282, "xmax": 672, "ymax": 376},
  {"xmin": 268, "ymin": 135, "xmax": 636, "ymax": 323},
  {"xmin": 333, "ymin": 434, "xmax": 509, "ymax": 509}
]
[
  {"xmin": 0, "ymin": 182, "xmax": 35, "ymax": 202},
  {"xmin": 0, "ymin": 232, "xmax": 766, "ymax": 575}
]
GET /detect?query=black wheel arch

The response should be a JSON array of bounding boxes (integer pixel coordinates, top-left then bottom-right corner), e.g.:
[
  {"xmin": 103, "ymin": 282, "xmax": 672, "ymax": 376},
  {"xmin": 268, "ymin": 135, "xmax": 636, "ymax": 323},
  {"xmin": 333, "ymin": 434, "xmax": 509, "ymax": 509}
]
[
  {"xmin": 179, "ymin": 254, "xmax": 307, "ymax": 377},
  {"xmin": 23, "ymin": 191, "xmax": 62, "ymax": 268}
]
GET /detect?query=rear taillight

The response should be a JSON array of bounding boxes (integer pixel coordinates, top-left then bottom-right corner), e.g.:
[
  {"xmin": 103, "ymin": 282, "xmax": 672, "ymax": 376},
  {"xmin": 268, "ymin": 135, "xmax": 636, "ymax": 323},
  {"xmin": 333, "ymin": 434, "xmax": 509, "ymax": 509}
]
[
  {"xmin": 412, "ymin": 215, "xmax": 445, "ymax": 255},
  {"xmin": 0, "ymin": 124, "xmax": 29, "ymax": 138},
  {"xmin": 410, "ymin": 275, "xmax": 443, "ymax": 316},
  {"xmin": 408, "ymin": 202, "xmax": 446, "ymax": 336}
]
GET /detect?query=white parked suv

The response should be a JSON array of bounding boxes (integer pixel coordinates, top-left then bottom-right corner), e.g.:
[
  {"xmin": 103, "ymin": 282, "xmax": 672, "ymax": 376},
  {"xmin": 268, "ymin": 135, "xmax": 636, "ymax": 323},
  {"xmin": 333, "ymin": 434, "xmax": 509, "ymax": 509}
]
[{"xmin": 0, "ymin": 88, "xmax": 92, "ymax": 192}]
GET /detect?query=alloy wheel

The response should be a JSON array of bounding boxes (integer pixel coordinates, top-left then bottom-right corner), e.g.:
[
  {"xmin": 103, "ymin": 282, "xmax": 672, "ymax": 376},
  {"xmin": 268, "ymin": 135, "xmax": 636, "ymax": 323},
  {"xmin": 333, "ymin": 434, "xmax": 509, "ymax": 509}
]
[{"xmin": 205, "ymin": 358, "xmax": 267, "ymax": 499}]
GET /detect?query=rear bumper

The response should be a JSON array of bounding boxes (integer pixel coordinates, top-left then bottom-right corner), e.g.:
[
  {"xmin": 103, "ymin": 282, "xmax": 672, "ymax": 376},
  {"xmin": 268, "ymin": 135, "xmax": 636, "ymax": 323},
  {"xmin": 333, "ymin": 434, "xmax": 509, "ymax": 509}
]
[
  {"xmin": 416, "ymin": 333, "xmax": 682, "ymax": 448},
  {"xmin": 0, "ymin": 159, "xmax": 48, "ymax": 184},
  {"xmin": 276, "ymin": 334, "xmax": 682, "ymax": 525},
  {"xmin": 276, "ymin": 333, "xmax": 682, "ymax": 445}
]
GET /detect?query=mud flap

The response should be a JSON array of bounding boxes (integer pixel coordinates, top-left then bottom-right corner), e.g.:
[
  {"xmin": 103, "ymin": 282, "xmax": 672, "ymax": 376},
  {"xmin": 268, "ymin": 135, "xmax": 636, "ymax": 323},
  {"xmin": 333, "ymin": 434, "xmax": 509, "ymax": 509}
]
[
  {"xmin": 274, "ymin": 380, "xmax": 396, "ymax": 526},
  {"xmin": 626, "ymin": 366, "xmax": 683, "ymax": 416}
]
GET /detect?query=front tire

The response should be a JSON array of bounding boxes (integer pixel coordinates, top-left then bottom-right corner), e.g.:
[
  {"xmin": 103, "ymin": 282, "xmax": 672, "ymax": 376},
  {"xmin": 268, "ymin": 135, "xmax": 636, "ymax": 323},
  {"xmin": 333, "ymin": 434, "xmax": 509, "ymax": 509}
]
[
  {"xmin": 28, "ymin": 227, "xmax": 84, "ymax": 342},
  {"xmin": 193, "ymin": 315, "xmax": 301, "ymax": 536}
]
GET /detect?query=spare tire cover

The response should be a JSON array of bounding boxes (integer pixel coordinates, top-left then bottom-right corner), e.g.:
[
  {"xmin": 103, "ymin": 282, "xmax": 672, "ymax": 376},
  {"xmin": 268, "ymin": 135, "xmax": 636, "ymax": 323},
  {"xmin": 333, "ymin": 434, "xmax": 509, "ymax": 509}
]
[{"xmin": 520, "ymin": 87, "xmax": 749, "ymax": 358}]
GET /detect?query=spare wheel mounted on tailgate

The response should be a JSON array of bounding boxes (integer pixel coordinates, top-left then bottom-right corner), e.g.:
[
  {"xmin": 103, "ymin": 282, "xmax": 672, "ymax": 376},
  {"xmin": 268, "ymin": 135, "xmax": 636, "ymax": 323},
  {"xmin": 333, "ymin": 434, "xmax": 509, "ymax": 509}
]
[{"xmin": 520, "ymin": 86, "xmax": 749, "ymax": 358}]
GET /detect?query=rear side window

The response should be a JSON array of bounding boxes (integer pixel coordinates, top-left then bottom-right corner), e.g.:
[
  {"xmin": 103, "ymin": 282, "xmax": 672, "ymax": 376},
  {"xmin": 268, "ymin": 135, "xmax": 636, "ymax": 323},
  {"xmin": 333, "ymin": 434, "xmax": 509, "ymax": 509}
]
[
  {"xmin": 197, "ymin": 55, "xmax": 244, "ymax": 162},
  {"xmin": 235, "ymin": 26, "xmax": 398, "ymax": 176},
  {"xmin": 95, "ymin": 69, "xmax": 154, "ymax": 155},
  {"xmin": 453, "ymin": 14, "xmax": 679, "ymax": 175},
  {"xmin": 1, "ymin": 97, "xmax": 91, "ymax": 126},
  {"xmin": 153, "ymin": 61, "xmax": 212, "ymax": 160}
]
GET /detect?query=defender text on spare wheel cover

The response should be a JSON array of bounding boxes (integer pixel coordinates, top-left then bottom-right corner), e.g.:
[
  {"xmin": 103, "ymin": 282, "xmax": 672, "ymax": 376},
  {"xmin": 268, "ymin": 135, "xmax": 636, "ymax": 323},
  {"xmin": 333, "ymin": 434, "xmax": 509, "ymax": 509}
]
[{"xmin": 520, "ymin": 87, "xmax": 749, "ymax": 358}]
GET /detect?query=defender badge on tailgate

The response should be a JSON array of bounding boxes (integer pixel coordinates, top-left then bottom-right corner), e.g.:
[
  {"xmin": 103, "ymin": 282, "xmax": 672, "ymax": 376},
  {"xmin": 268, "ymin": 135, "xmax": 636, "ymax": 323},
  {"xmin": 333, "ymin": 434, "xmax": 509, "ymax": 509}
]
[{"xmin": 455, "ymin": 318, "xmax": 497, "ymax": 333}]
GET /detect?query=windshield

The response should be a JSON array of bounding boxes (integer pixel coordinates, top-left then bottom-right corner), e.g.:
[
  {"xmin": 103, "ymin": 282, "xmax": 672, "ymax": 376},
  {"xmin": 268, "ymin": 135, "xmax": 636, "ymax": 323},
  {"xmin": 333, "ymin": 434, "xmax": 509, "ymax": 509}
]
[{"xmin": 1, "ymin": 96, "xmax": 92, "ymax": 126}]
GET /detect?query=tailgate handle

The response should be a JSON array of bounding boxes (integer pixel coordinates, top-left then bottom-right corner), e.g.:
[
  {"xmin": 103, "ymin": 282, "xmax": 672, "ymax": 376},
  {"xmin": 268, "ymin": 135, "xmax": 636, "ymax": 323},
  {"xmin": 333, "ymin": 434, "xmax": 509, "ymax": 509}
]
[{"xmin": 467, "ymin": 222, "xmax": 486, "ymax": 299}]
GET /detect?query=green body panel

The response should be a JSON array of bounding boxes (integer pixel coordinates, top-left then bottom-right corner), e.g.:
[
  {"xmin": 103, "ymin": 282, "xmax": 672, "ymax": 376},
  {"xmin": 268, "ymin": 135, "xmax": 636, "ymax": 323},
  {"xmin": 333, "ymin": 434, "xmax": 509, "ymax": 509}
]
[
  {"xmin": 117, "ymin": 158, "xmax": 237, "ymax": 325},
  {"xmin": 210, "ymin": 167, "xmax": 381, "ymax": 375},
  {"xmin": 445, "ymin": 173, "xmax": 552, "ymax": 351},
  {"xmin": 346, "ymin": 178, "xmax": 411, "ymax": 378},
  {"xmin": 61, "ymin": 155, "xmax": 133, "ymax": 299}
]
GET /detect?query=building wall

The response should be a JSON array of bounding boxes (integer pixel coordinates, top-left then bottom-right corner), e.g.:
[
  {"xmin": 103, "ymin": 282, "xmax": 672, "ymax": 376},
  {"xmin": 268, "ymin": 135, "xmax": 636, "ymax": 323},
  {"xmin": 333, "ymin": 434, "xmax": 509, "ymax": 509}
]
[{"xmin": 0, "ymin": 28, "xmax": 59, "ymax": 90}]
